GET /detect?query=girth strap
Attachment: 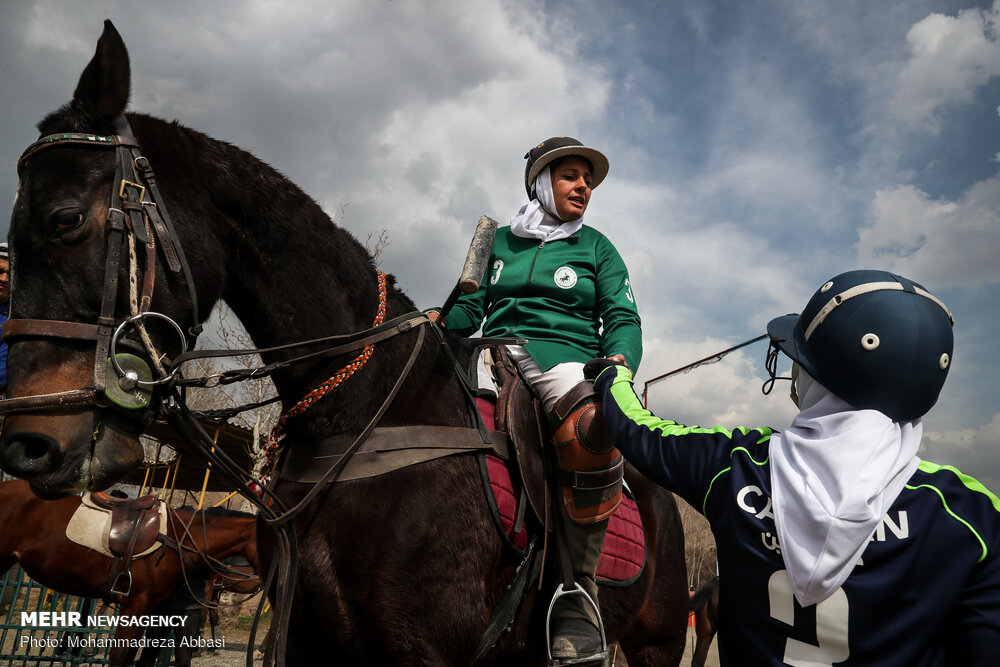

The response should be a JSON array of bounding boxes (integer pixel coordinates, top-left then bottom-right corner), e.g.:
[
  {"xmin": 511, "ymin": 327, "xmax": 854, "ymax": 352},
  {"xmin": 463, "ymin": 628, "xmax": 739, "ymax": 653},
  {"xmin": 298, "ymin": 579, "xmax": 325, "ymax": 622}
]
[{"xmin": 279, "ymin": 425, "xmax": 510, "ymax": 483}]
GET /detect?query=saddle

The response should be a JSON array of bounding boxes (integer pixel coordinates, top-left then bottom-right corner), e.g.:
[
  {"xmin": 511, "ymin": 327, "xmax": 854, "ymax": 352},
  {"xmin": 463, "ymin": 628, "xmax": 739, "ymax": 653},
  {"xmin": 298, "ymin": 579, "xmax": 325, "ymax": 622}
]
[
  {"xmin": 484, "ymin": 345, "xmax": 645, "ymax": 584},
  {"xmin": 89, "ymin": 492, "xmax": 163, "ymax": 601},
  {"xmin": 491, "ymin": 345, "xmax": 549, "ymax": 522}
]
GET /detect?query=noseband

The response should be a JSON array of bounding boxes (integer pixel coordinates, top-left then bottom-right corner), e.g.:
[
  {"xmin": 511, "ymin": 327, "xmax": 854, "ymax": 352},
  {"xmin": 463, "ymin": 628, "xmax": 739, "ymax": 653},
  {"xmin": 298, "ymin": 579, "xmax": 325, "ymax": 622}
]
[{"xmin": 0, "ymin": 116, "xmax": 200, "ymax": 416}]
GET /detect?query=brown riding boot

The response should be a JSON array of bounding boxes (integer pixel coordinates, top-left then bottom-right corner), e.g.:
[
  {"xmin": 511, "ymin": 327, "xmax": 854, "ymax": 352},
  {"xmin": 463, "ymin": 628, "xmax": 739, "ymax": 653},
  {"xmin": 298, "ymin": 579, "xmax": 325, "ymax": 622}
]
[
  {"xmin": 546, "ymin": 381, "xmax": 621, "ymax": 666},
  {"xmin": 549, "ymin": 516, "xmax": 609, "ymax": 665}
]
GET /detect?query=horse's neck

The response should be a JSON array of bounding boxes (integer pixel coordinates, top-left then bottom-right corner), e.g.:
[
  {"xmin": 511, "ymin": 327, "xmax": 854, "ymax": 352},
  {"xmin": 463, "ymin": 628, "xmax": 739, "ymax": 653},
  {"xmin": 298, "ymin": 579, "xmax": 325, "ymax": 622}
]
[
  {"xmin": 136, "ymin": 113, "xmax": 393, "ymax": 348},
  {"xmin": 141, "ymin": 115, "xmax": 463, "ymax": 427},
  {"xmin": 199, "ymin": 516, "xmax": 254, "ymax": 562}
]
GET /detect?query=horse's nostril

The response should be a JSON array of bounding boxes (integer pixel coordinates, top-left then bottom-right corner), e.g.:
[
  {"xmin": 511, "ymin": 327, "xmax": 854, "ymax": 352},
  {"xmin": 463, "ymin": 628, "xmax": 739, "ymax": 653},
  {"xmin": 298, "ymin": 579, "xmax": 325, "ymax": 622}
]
[
  {"xmin": 21, "ymin": 437, "xmax": 51, "ymax": 461},
  {"xmin": 2, "ymin": 434, "xmax": 62, "ymax": 476}
]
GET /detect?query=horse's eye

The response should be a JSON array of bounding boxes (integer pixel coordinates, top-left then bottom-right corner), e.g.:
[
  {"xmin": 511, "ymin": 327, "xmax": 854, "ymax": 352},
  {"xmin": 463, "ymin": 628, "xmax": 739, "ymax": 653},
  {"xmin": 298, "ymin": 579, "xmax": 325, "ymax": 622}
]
[{"xmin": 49, "ymin": 209, "xmax": 87, "ymax": 237}]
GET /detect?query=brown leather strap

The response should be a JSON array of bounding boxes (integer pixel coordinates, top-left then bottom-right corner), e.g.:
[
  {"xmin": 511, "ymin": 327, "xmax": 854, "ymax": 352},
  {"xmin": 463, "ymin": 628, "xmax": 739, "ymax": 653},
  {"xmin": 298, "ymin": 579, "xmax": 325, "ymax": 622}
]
[
  {"xmin": 140, "ymin": 233, "xmax": 157, "ymax": 312},
  {"xmin": 279, "ymin": 425, "xmax": 510, "ymax": 483},
  {"xmin": 146, "ymin": 203, "xmax": 182, "ymax": 272},
  {"xmin": 549, "ymin": 379, "xmax": 597, "ymax": 424},
  {"xmin": 0, "ymin": 389, "xmax": 102, "ymax": 414},
  {"xmin": 2, "ymin": 319, "xmax": 102, "ymax": 341},
  {"xmin": 17, "ymin": 133, "xmax": 138, "ymax": 175}
]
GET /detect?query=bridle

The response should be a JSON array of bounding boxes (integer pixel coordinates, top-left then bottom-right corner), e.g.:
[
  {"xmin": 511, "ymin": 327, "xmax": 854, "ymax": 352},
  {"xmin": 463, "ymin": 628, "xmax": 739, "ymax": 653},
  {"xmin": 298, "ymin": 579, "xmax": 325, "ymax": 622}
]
[
  {"xmin": 0, "ymin": 115, "xmax": 200, "ymax": 417},
  {"xmin": 2, "ymin": 115, "xmax": 310, "ymax": 667},
  {"xmin": 0, "ymin": 113, "xmax": 453, "ymax": 667}
]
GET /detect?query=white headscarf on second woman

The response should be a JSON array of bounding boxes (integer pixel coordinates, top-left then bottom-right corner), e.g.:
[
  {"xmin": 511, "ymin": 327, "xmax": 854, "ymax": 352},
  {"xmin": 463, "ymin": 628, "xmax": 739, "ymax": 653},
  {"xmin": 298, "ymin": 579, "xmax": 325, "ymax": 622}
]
[
  {"xmin": 508, "ymin": 166, "xmax": 584, "ymax": 243},
  {"xmin": 769, "ymin": 369, "xmax": 922, "ymax": 607}
]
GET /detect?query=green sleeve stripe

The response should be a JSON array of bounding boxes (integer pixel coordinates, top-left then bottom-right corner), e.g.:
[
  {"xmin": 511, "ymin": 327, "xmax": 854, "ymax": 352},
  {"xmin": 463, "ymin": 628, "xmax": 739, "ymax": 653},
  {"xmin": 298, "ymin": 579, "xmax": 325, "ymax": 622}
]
[
  {"xmin": 703, "ymin": 467, "xmax": 730, "ymax": 515},
  {"xmin": 917, "ymin": 460, "xmax": 1000, "ymax": 512},
  {"xmin": 701, "ymin": 447, "xmax": 771, "ymax": 514},
  {"xmin": 906, "ymin": 481, "xmax": 988, "ymax": 562},
  {"xmin": 903, "ymin": 461, "xmax": 1000, "ymax": 564},
  {"xmin": 605, "ymin": 365, "xmax": 775, "ymax": 515},
  {"xmin": 607, "ymin": 367, "xmax": 773, "ymax": 440}
]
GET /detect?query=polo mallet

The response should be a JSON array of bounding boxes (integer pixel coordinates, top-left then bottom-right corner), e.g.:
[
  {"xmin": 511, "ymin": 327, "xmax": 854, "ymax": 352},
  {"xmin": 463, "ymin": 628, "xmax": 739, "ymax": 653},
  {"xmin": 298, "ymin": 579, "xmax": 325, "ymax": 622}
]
[{"xmin": 437, "ymin": 215, "xmax": 498, "ymax": 320}]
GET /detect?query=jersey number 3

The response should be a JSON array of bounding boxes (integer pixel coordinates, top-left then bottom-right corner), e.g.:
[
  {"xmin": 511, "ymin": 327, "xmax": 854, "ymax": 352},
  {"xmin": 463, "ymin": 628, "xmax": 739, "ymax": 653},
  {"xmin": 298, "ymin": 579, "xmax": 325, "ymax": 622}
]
[{"xmin": 769, "ymin": 570, "xmax": 849, "ymax": 665}]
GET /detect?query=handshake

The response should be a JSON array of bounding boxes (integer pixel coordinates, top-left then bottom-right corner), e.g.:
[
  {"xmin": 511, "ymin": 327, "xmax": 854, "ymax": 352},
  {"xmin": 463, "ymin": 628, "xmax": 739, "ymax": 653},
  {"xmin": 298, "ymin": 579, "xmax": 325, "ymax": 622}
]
[{"xmin": 583, "ymin": 354, "xmax": 629, "ymax": 381}]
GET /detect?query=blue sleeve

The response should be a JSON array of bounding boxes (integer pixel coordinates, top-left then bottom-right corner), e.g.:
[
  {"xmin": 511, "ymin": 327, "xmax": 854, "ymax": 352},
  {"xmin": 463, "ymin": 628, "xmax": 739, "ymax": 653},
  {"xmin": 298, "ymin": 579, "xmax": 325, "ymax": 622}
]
[
  {"xmin": 947, "ymin": 556, "xmax": 1000, "ymax": 665},
  {"xmin": 593, "ymin": 364, "xmax": 774, "ymax": 513},
  {"xmin": 937, "ymin": 470, "xmax": 1000, "ymax": 664}
]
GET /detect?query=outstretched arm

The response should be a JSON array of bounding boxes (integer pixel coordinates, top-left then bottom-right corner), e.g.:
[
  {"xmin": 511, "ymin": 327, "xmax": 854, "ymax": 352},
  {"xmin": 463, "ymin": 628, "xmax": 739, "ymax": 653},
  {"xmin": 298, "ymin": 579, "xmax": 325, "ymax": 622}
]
[{"xmin": 586, "ymin": 361, "xmax": 773, "ymax": 513}]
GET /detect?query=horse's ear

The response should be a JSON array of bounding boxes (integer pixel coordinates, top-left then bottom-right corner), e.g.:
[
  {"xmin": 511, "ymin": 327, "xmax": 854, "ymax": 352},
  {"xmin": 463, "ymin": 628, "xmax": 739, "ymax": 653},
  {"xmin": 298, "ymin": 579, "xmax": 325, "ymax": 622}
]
[{"xmin": 72, "ymin": 20, "xmax": 130, "ymax": 122}]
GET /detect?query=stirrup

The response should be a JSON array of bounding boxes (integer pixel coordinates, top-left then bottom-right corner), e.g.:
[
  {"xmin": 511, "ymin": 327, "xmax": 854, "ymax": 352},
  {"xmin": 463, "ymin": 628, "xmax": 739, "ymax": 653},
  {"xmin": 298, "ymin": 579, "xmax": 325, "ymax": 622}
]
[
  {"xmin": 545, "ymin": 582, "xmax": 609, "ymax": 667},
  {"xmin": 109, "ymin": 570, "xmax": 133, "ymax": 598}
]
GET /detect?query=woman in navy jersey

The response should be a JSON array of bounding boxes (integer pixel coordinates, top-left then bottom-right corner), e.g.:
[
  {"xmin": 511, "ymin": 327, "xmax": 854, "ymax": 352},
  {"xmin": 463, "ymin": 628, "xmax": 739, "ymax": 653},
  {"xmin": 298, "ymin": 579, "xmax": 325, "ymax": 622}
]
[{"xmin": 585, "ymin": 269, "xmax": 1000, "ymax": 666}]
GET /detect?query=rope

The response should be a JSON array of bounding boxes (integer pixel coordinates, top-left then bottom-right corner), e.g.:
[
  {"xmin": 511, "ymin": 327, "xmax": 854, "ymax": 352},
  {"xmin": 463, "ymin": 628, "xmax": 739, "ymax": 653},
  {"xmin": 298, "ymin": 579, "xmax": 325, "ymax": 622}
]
[
  {"xmin": 259, "ymin": 270, "xmax": 388, "ymax": 481},
  {"xmin": 127, "ymin": 220, "xmax": 167, "ymax": 376}
]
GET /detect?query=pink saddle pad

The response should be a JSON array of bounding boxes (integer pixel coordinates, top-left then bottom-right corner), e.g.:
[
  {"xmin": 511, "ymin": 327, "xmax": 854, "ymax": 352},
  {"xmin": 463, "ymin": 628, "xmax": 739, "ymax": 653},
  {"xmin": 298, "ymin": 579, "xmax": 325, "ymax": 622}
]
[{"xmin": 484, "ymin": 454, "xmax": 645, "ymax": 585}]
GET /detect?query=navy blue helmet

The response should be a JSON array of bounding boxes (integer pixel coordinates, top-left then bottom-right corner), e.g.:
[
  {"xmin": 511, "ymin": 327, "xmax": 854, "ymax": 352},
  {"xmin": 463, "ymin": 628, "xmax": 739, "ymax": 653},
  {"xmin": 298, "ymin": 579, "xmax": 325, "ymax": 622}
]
[{"xmin": 767, "ymin": 270, "xmax": 954, "ymax": 421}]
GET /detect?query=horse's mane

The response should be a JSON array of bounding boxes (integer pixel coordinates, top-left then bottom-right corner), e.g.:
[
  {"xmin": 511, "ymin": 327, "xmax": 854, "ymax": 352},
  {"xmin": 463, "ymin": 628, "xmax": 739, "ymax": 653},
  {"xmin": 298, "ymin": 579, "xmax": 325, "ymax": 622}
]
[{"xmin": 36, "ymin": 103, "xmax": 414, "ymax": 326}]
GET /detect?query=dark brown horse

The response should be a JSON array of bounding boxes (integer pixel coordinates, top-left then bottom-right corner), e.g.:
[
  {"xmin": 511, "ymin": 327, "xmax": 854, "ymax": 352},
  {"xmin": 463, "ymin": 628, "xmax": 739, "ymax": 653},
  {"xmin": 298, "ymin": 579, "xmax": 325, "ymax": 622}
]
[
  {"xmin": 688, "ymin": 577, "xmax": 719, "ymax": 667},
  {"xmin": 0, "ymin": 21, "xmax": 688, "ymax": 666},
  {"xmin": 0, "ymin": 479, "xmax": 258, "ymax": 665}
]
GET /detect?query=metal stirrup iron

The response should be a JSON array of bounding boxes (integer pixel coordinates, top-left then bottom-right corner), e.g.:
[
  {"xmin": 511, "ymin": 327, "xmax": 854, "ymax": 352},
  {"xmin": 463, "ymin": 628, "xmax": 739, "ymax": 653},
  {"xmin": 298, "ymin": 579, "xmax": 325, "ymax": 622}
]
[{"xmin": 545, "ymin": 582, "xmax": 609, "ymax": 666}]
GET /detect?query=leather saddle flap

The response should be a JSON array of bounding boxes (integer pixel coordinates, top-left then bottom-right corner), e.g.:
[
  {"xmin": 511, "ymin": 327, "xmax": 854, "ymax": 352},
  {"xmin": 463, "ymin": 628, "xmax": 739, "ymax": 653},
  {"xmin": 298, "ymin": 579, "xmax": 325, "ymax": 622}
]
[{"xmin": 491, "ymin": 345, "xmax": 548, "ymax": 522}]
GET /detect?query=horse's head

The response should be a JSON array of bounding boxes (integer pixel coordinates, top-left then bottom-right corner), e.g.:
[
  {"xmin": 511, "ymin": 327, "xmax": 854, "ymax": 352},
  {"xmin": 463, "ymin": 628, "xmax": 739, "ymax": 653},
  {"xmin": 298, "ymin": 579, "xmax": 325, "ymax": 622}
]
[{"xmin": 1, "ymin": 22, "xmax": 199, "ymax": 498}]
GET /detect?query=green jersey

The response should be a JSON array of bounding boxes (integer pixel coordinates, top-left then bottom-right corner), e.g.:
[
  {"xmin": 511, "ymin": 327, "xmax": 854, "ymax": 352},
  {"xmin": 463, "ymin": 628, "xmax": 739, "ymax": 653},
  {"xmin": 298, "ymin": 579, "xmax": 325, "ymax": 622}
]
[{"xmin": 444, "ymin": 225, "xmax": 642, "ymax": 372}]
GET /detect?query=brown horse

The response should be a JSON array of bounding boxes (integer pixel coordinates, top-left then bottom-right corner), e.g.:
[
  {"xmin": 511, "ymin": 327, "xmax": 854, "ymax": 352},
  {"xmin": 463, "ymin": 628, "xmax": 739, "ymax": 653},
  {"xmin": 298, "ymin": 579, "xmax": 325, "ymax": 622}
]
[
  {"xmin": 135, "ymin": 556, "xmax": 262, "ymax": 667},
  {"xmin": 688, "ymin": 577, "xmax": 719, "ymax": 667},
  {"xmin": 0, "ymin": 480, "xmax": 258, "ymax": 666},
  {"xmin": 202, "ymin": 562, "xmax": 262, "ymax": 646},
  {"xmin": 0, "ymin": 21, "xmax": 688, "ymax": 666}
]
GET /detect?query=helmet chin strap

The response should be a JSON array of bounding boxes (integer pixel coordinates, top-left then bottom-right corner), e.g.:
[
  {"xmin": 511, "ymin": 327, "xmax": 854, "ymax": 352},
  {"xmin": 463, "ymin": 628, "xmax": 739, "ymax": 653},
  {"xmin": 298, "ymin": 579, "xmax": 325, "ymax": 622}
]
[
  {"xmin": 761, "ymin": 340, "xmax": 794, "ymax": 397},
  {"xmin": 790, "ymin": 362, "xmax": 801, "ymax": 408}
]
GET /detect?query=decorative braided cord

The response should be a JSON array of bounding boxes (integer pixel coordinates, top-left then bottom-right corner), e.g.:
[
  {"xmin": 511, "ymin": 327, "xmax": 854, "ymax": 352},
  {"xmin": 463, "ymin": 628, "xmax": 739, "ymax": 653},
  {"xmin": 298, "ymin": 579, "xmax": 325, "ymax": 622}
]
[
  {"xmin": 260, "ymin": 270, "xmax": 388, "ymax": 481},
  {"xmin": 126, "ymin": 215, "xmax": 168, "ymax": 377}
]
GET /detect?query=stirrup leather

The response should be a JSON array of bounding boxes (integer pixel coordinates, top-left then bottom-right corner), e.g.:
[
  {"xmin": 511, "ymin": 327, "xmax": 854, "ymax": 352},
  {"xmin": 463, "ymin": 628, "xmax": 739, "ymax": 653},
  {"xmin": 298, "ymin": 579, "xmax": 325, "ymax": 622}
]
[{"xmin": 545, "ymin": 582, "xmax": 609, "ymax": 667}]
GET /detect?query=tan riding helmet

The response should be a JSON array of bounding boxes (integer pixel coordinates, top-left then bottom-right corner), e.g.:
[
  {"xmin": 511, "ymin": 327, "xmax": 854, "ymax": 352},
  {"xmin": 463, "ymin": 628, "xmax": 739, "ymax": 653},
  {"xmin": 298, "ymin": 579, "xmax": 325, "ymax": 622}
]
[{"xmin": 523, "ymin": 137, "xmax": 609, "ymax": 197}]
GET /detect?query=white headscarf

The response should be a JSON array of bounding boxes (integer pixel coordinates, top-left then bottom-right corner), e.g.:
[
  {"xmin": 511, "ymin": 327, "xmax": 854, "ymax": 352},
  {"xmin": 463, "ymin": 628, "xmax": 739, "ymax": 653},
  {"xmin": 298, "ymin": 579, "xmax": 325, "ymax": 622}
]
[
  {"xmin": 769, "ymin": 370, "xmax": 922, "ymax": 607},
  {"xmin": 508, "ymin": 166, "xmax": 584, "ymax": 242}
]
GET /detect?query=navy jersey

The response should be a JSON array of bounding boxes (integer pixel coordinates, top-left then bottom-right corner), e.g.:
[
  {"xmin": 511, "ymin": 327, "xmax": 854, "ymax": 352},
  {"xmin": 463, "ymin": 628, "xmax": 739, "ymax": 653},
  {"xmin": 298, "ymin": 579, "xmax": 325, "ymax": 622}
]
[{"xmin": 595, "ymin": 365, "xmax": 1000, "ymax": 666}]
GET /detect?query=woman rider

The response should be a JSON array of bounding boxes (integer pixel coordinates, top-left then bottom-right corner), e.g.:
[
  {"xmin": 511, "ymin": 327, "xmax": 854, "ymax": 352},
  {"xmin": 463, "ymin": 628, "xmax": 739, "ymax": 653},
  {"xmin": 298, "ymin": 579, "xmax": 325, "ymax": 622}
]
[{"xmin": 430, "ymin": 137, "xmax": 641, "ymax": 666}]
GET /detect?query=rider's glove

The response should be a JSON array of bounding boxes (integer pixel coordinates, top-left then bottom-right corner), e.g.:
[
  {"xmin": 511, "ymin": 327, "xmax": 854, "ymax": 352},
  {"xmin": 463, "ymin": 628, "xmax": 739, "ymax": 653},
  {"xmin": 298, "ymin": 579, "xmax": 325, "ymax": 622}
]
[{"xmin": 583, "ymin": 357, "xmax": 628, "ymax": 382}]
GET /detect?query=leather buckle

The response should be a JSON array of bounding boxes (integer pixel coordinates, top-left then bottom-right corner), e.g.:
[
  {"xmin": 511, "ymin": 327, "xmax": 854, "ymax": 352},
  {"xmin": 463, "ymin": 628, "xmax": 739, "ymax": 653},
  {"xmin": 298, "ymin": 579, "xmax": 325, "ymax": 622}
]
[{"xmin": 118, "ymin": 179, "xmax": 147, "ymax": 203}]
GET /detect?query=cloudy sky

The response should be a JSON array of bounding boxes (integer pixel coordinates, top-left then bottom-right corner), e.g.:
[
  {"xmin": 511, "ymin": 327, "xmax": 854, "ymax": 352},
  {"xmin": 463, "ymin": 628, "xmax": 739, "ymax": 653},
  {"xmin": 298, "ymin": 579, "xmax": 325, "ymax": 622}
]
[{"xmin": 2, "ymin": 1, "xmax": 999, "ymax": 487}]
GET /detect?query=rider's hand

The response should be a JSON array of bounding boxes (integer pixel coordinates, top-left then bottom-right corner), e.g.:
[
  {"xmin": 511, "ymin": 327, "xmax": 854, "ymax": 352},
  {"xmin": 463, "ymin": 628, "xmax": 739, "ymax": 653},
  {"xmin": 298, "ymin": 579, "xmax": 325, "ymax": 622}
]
[
  {"xmin": 583, "ymin": 356, "xmax": 628, "ymax": 381},
  {"xmin": 426, "ymin": 310, "xmax": 445, "ymax": 326}
]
